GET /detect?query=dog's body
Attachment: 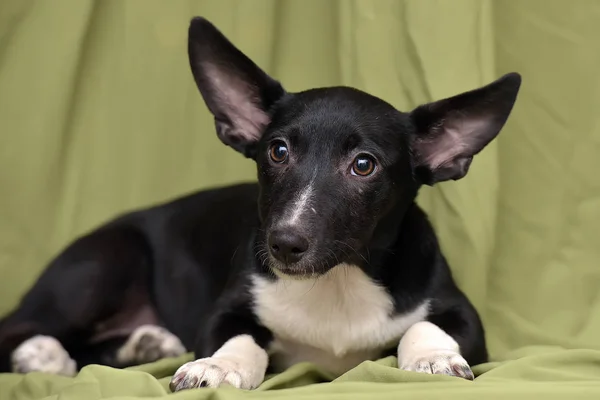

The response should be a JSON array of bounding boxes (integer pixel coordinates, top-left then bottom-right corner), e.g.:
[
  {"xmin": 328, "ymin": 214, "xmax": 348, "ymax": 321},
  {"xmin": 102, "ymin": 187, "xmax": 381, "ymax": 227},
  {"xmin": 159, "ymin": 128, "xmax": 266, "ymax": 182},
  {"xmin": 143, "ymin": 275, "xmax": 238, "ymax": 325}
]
[{"xmin": 0, "ymin": 17, "xmax": 521, "ymax": 391}]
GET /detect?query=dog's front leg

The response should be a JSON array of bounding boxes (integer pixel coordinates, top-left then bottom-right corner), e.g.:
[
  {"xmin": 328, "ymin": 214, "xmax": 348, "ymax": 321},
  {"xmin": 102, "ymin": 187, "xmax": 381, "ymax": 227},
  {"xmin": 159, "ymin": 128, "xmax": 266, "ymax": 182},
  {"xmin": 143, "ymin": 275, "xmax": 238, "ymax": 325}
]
[
  {"xmin": 169, "ymin": 299, "xmax": 273, "ymax": 392},
  {"xmin": 397, "ymin": 321, "xmax": 475, "ymax": 380},
  {"xmin": 170, "ymin": 334, "xmax": 268, "ymax": 391}
]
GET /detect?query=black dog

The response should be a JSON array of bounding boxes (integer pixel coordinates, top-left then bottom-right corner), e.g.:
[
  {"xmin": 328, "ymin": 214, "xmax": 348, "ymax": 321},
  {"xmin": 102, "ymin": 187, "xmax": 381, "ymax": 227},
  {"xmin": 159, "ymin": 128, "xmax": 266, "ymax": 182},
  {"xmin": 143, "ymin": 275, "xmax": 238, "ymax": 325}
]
[{"xmin": 0, "ymin": 17, "xmax": 521, "ymax": 392}]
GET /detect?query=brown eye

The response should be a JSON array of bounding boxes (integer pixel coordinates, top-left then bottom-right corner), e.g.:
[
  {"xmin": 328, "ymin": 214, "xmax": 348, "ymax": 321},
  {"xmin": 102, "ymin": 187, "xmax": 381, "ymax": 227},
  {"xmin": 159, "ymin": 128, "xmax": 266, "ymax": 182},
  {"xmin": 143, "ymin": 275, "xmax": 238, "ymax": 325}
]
[
  {"xmin": 351, "ymin": 155, "xmax": 376, "ymax": 176},
  {"xmin": 269, "ymin": 141, "xmax": 289, "ymax": 163}
]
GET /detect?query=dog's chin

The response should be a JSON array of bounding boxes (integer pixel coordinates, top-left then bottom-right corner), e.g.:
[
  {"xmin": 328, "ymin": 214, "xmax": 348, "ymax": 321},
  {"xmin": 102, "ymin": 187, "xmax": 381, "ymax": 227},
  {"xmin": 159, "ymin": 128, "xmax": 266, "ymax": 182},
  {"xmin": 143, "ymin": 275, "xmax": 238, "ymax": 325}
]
[{"xmin": 267, "ymin": 257, "xmax": 331, "ymax": 281}]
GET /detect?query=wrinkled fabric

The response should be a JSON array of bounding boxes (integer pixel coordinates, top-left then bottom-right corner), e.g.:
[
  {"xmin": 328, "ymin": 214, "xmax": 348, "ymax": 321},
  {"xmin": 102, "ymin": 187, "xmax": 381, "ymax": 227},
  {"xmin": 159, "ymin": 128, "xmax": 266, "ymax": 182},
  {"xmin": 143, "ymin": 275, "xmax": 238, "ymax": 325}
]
[{"xmin": 1, "ymin": 0, "xmax": 600, "ymax": 398}]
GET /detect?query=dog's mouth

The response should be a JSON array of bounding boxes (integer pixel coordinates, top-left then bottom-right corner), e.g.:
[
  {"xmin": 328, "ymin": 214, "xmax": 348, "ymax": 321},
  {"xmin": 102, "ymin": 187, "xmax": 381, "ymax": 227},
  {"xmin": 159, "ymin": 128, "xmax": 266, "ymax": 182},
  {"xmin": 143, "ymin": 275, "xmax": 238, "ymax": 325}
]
[
  {"xmin": 266, "ymin": 257, "xmax": 336, "ymax": 280},
  {"xmin": 269, "ymin": 262, "xmax": 319, "ymax": 280},
  {"xmin": 253, "ymin": 240, "xmax": 329, "ymax": 280},
  {"xmin": 257, "ymin": 237, "xmax": 343, "ymax": 280},
  {"xmin": 258, "ymin": 221, "xmax": 366, "ymax": 279}
]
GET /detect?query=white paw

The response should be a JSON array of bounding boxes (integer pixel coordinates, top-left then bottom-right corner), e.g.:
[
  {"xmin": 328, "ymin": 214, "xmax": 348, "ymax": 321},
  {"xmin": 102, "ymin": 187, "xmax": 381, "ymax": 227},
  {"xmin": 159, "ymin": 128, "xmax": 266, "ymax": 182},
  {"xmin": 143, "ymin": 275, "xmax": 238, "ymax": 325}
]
[
  {"xmin": 11, "ymin": 335, "xmax": 77, "ymax": 376},
  {"xmin": 400, "ymin": 350, "xmax": 474, "ymax": 380},
  {"xmin": 170, "ymin": 357, "xmax": 259, "ymax": 391},
  {"xmin": 116, "ymin": 325, "xmax": 186, "ymax": 365}
]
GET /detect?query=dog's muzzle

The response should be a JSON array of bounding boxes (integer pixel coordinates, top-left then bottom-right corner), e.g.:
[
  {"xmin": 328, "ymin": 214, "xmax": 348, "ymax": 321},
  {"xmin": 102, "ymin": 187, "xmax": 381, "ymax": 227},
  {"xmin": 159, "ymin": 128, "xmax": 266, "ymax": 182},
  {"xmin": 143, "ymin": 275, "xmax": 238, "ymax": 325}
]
[{"xmin": 268, "ymin": 228, "xmax": 310, "ymax": 265}]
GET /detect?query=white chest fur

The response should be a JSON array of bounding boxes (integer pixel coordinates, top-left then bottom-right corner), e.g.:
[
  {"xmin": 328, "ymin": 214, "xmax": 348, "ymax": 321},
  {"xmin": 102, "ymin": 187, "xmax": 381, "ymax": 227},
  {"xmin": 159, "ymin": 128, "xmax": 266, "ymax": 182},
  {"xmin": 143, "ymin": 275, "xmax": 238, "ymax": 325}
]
[{"xmin": 250, "ymin": 264, "xmax": 430, "ymax": 375}]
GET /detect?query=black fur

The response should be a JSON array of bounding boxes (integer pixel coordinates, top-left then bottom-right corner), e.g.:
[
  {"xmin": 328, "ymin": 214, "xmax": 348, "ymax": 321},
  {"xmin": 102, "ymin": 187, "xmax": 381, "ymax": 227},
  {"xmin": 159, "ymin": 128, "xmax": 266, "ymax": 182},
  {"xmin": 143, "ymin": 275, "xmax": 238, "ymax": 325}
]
[{"xmin": 0, "ymin": 16, "xmax": 521, "ymax": 387}]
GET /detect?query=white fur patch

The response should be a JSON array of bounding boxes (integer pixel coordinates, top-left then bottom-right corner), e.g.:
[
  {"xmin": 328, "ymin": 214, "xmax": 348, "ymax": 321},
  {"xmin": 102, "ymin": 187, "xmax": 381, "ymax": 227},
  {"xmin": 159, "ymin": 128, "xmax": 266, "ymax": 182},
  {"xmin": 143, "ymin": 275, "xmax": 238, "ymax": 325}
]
[
  {"xmin": 284, "ymin": 182, "xmax": 314, "ymax": 226},
  {"xmin": 251, "ymin": 264, "xmax": 430, "ymax": 375},
  {"xmin": 116, "ymin": 325, "xmax": 186, "ymax": 365},
  {"xmin": 170, "ymin": 335, "xmax": 268, "ymax": 391},
  {"xmin": 11, "ymin": 335, "xmax": 77, "ymax": 376},
  {"xmin": 398, "ymin": 321, "xmax": 473, "ymax": 379}
]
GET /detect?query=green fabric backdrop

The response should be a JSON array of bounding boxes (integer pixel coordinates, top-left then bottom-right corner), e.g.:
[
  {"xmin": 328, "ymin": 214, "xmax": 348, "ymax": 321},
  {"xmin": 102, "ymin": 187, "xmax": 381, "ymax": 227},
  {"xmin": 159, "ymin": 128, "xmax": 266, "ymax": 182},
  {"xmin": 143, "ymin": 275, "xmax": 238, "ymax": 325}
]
[{"xmin": 1, "ymin": 0, "xmax": 600, "ymax": 399}]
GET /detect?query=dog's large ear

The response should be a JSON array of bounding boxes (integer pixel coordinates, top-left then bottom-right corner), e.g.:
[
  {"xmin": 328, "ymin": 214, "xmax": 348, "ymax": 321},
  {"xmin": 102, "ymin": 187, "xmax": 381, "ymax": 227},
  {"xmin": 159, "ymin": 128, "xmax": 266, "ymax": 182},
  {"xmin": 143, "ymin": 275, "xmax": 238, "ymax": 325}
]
[
  {"xmin": 408, "ymin": 73, "xmax": 521, "ymax": 185},
  {"xmin": 188, "ymin": 17, "xmax": 286, "ymax": 158}
]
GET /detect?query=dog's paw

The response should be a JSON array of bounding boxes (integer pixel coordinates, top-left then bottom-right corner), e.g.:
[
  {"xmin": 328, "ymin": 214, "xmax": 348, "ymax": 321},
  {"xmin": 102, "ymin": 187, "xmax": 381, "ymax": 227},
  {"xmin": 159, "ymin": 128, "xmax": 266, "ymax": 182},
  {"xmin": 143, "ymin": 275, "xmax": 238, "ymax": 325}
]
[
  {"xmin": 170, "ymin": 357, "xmax": 258, "ymax": 391},
  {"xmin": 11, "ymin": 335, "xmax": 77, "ymax": 376},
  {"xmin": 116, "ymin": 325, "xmax": 186, "ymax": 365},
  {"xmin": 400, "ymin": 350, "xmax": 474, "ymax": 380}
]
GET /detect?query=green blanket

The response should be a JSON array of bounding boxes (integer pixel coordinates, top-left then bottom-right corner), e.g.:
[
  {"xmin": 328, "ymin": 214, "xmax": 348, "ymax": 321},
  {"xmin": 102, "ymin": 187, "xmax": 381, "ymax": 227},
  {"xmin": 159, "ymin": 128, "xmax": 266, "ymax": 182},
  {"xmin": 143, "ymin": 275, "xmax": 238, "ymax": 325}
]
[
  {"xmin": 4, "ymin": 350, "xmax": 600, "ymax": 399},
  {"xmin": 2, "ymin": 0, "xmax": 600, "ymax": 399}
]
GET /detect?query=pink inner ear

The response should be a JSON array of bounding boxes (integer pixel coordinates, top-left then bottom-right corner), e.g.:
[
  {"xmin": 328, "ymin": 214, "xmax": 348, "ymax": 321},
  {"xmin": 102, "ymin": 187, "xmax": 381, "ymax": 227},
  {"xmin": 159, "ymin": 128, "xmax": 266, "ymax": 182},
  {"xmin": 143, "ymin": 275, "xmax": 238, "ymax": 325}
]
[
  {"xmin": 203, "ymin": 63, "xmax": 271, "ymax": 142},
  {"xmin": 420, "ymin": 116, "xmax": 491, "ymax": 170}
]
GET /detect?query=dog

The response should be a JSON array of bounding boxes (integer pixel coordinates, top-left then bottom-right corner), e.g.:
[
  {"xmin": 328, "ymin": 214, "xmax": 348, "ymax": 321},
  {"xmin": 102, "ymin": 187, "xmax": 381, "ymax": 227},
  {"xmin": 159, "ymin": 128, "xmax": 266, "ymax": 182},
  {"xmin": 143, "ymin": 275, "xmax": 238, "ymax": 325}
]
[{"xmin": 0, "ymin": 17, "xmax": 521, "ymax": 392}]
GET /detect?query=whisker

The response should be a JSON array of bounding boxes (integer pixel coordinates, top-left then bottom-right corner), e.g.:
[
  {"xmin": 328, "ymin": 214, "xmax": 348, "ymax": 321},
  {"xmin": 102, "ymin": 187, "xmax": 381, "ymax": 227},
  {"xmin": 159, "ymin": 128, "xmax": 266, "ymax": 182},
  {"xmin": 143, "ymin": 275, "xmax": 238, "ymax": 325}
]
[
  {"xmin": 326, "ymin": 248, "xmax": 340, "ymax": 266},
  {"xmin": 334, "ymin": 240, "xmax": 370, "ymax": 265}
]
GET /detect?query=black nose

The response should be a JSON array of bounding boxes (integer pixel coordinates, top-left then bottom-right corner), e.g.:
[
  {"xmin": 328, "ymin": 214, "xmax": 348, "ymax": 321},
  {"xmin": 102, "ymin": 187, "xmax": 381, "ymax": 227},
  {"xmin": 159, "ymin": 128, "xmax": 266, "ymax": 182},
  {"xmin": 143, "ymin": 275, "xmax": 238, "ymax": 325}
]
[{"xmin": 268, "ymin": 229, "xmax": 310, "ymax": 264}]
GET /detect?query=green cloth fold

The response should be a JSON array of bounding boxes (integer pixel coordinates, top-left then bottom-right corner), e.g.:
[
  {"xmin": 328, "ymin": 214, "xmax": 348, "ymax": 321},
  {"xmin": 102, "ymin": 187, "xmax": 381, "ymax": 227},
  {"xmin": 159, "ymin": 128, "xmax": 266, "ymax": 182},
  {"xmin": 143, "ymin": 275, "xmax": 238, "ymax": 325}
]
[
  {"xmin": 4, "ymin": 349, "xmax": 600, "ymax": 400},
  {"xmin": 2, "ymin": 0, "xmax": 600, "ymax": 398}
]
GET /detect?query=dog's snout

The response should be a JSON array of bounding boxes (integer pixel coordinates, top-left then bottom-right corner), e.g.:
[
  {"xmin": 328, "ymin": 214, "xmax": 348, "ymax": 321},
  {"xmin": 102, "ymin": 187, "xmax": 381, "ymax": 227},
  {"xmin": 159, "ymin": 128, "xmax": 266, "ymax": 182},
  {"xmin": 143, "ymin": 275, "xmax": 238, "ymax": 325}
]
[{"xmin": 268, "ymin": 229, "xmax": 309, "ymax": 264}]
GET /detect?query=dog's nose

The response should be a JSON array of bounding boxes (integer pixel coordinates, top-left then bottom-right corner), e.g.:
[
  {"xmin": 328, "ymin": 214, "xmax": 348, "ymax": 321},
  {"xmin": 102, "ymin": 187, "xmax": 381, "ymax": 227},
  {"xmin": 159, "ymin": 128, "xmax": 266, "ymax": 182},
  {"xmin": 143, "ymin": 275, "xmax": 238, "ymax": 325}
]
[{"xmin": 268, "ymin": 230, "xmax": 309, "ymax": 264}]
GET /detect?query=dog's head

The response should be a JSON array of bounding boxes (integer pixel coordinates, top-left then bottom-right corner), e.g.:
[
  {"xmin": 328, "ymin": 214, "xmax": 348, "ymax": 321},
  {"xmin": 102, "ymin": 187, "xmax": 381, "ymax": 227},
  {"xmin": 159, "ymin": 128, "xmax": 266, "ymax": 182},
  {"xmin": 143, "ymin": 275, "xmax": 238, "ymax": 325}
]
[{"xmin": 188, "ymin": 17, "xmax": 521, "ymax": 278}]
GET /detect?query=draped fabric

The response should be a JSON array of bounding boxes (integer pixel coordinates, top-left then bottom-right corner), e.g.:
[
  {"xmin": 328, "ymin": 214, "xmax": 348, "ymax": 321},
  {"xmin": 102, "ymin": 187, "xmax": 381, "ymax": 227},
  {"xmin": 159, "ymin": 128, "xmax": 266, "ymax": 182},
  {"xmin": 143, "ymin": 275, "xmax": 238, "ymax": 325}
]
[{"xmin": 2, "ymin": 1, "xmax": 600, "ymax": 398}]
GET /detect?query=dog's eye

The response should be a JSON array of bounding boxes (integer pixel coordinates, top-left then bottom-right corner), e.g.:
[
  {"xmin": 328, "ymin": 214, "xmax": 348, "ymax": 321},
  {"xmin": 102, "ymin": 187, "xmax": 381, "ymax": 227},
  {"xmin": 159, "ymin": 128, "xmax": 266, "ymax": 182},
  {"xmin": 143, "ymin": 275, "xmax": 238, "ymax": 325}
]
[
  {"xmin": 269, "ymin": 141, "xmax": 289, "ymax": 163},
  {"xmin": 351, "ymin": 155, "xmax": 376, "ymax": 176}
]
